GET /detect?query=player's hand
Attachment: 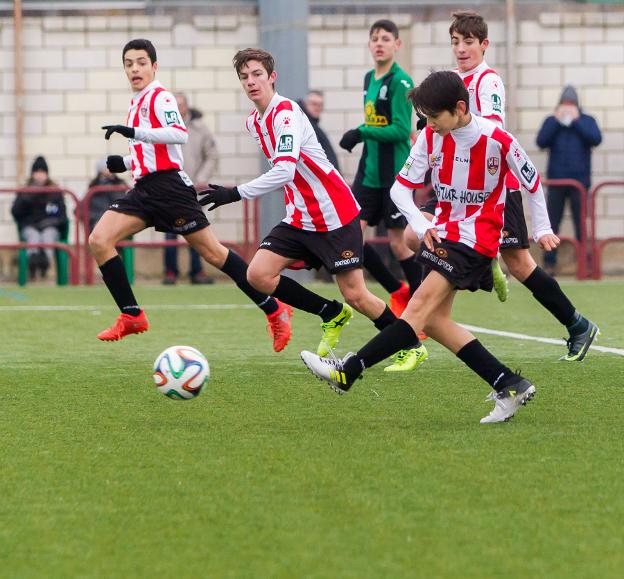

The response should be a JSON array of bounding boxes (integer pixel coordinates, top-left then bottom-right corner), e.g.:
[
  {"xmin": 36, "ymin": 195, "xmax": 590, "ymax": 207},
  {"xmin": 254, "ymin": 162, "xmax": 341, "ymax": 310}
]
[
  {"xmin": 102, "ymin": 125, "xmax": 135, "ymax": 140},
  {"xmin": 106, "ymin": 155, "xmax": 127, "ymax": 173},
  {"xmin": 339, "ymin": 128, "xmax": 362, "ymax": 152},
  {"xmin": 416, "ymin": 113, "xmax": 427, "ymax": 131},
  {"xmin": 423, "ymin": 227, "xmax": 441, "ymax": 252},
  {"xmin": 197, "ymin": 184, "xmax": 241, "ymax": 211},
  {"xmin": 537, "ymin": 233, "xmax": 560, "ymax": 251}
]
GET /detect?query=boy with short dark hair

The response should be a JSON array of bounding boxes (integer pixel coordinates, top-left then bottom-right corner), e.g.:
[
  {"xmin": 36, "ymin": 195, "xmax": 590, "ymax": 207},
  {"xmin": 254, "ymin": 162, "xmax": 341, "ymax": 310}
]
[
  {"xmin": 199, "ymin": 48, "xmax": 427, "ymax": 368},
  {"xmin": 90, "ymin": 39, "xmax": 292, "ymax": 351},
  {"xmin": 447, "ymin": 11, "xmax": 598, "ymax": 361},
  {"xmin": 302, "ymin": 70, "xmax": 556, "ymax": 424}
]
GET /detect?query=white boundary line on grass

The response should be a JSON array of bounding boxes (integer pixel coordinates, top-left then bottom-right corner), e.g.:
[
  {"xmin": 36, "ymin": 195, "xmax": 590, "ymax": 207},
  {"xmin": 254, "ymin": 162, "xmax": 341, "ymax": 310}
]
[
  {"xmin": 461, "ymin": 324, "xmax": 624, "ymax": 357},
  {"xmin": 1, "ymin": 303, "xmax": 622, "ymax": 357}
]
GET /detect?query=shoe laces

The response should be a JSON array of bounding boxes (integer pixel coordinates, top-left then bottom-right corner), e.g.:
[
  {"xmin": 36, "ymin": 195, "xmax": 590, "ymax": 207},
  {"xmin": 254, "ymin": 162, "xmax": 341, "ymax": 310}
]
[{"xmin": 391, "ymin": 349, "xmax": 410, "ymax": 365}]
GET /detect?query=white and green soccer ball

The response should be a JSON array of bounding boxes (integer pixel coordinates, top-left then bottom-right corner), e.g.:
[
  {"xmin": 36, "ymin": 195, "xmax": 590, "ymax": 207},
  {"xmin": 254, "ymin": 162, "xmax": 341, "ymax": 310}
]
[{"xmin": 153, "ymin": 345, "xmax": 210, "ymax": 400}]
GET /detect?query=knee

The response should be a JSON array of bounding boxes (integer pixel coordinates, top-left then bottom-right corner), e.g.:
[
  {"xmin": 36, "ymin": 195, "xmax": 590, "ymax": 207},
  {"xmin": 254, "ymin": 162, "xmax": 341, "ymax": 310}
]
[
  {"xmin": 502, "ymin": 250, "xmax": 535, "ymax": 281},
  {"xmin": 88, "ymin": 230, "xmax": 110, "ymax": 257},
  {"xmin": 246, "ymin": 266, "xmax": 273, "ymax": 293}
]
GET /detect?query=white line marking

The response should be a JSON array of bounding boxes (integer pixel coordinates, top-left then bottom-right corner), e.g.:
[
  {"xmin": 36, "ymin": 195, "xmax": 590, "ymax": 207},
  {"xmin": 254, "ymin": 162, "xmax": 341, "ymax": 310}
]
[
  {"xmin": 0, "ymin": 304, "xmax": 621, "ymax": 357},
  {"xmin": 461, "ymin": 324, "xmax": 624, "ymax": 357}
]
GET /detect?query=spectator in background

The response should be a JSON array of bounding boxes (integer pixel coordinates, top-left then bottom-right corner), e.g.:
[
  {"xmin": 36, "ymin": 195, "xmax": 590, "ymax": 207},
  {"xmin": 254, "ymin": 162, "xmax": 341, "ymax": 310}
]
[
  {"xmin": 536, "ymin": 85, "xmax": 602, "ymax": 275},
  {"xmin": 88, "ymin": 158, "xmax": 127, "ymax": 232},
  {"xmin": 163, "ymin": 93, "xmax": 217, "ymax": 285},
  {"xmin": 11, "ymin": 156, "xmax": 67, "ymax": 280},
  {"xmin": 299, "ymin": 90, "xmax": 340, "ymax": 172}
]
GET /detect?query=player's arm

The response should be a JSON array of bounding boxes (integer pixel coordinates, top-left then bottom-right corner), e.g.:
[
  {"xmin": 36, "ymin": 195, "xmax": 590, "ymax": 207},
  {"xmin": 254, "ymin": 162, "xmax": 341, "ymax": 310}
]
[
  {"xmin": 199, "ymin": 109, "xmax": 300, "ymax": 208},
  {"xmin": 478, "ymin": 74, "xmax": 506, "ymax": 129},
  {"xmin": 358, "ymin": 76, "xmax": 412, "ymax": 143},
  {"xmin": 390, "ymin": 133, "xmax": 439, "ymax": 250},
  {"xmin": 506, "ymin": 139, "xmax": 559, "ymax": 251},
  {"xmin": 134, "ymin": 91, "xmax": 188, "ymax": 144}
]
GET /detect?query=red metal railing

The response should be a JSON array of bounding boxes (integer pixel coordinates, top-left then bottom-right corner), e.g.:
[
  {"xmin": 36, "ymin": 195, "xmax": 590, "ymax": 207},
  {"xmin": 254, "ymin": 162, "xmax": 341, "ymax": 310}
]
[
  {"xmin": 588, "ymin": 180, "xmax": 624, "ymax": 279},
  {"xmin": 0, "ymin": 187, "xmax": 82, "ymax": 284}
]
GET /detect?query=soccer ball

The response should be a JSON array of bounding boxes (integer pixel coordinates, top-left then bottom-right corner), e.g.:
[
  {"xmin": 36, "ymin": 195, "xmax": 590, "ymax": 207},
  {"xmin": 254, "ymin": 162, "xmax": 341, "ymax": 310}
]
[{"xmin": 153, "ymin": 345, "xmax": 210, "ymax": 400}]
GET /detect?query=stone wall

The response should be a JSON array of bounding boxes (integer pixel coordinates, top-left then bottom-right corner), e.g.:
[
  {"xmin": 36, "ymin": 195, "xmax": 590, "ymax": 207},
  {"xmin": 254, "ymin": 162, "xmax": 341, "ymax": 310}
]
[{"xmin": 0, "ymin": 4, "xmax": 622, "ymax": 278}]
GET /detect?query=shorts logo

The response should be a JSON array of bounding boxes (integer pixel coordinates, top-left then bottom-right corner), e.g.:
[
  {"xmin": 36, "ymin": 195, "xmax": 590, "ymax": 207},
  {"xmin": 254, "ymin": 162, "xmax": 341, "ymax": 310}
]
[
  {"xmin": 521, "ymin": 161, "xmax": 536, "ymax": 183},
  {"xmin": 434, "ymin": 247, "xmax": 448, "ymax": 259},
  {"xmin": 502, "ymin": 230, "xmax": 509, "ymax": 238},
  {"xmin": 341, "ymin": 250, "xmax": 354, "ymax": 259},
  {"xmin": 165, "ymin": 111, "xmax": 180, "ymax": 125},
  {"xmin": 487, "ymin": 157, "xmax": 500, "ymax": 175},
  {"xmin": 174, "ymin": 218, "xmax": 186, "ymax": 226},
  {"xmin": 278, "ymin": 134, "xmax": 294, "ymax": 152}
]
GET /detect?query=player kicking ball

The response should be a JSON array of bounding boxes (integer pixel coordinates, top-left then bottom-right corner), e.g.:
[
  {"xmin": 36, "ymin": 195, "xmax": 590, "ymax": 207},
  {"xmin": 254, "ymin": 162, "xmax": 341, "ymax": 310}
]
[
  {"xmin": 302, "ymin": 71, "xmax": 558, "ymax": 424},
  {"xmin": 90, "ymin": 39, "xmax": 292, "ymax": 351},
  {"xmin": 197, "ymin": 48, "xmax": 427, "ymax": 370}
]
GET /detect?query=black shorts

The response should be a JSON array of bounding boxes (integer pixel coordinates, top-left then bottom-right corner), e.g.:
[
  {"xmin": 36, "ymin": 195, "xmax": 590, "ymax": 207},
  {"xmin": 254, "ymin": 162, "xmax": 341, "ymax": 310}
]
[
  {"xmin": 500, "ymin": 189, "xmax": 529, "ymax": 250},
  {"xmin": 417, "ymin": 239, "xmax": 493, "ymax": 292},
  {"xmin": 260, "ymin": 218, "xmax": 363, "ymax": 274},
  {"xmin": 353, "ymin": 184, "xmax": 407, "ymax": 229},
  {"xmin": 110, "ymin": 170, "xmax": 209, "ymax": 235}
]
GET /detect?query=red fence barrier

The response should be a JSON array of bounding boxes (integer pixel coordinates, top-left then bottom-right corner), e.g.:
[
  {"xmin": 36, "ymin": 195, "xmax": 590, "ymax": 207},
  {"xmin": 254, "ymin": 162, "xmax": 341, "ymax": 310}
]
[
  {"xmin": 0, "ymin": 187, "xmax": 82, "ymax": 284},
  {"xmin": 588, "ymin": 180, "xmax": 624, "ymax": 280}
]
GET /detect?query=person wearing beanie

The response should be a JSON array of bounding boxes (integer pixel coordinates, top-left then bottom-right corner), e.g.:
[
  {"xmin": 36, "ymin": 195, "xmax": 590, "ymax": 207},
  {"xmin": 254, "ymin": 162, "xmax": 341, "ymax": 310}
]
[
  {"xmin": 536, "ymin": 85, "xmax": 602, "ymax": 274},
  {"xmin": 11, "ymin": 156, "xmax": 68, "ymax": 280},
  {"xmin": 87, "ymin": 158, "xmax": 127, "ymax": 232}
]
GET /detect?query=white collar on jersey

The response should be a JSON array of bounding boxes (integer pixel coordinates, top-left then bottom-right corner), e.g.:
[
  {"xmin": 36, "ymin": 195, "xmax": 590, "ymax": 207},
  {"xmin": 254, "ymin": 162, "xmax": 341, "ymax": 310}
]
[
  {"xmin": 456, "ymin": 60, "xmax": 490, "ymax": 79},
  {"xmin": 132, "ymin": 79, "xmax": 164, "ymax": 101},
  {"xmin": 450, "ymin": 115, "xmax": 483, "ymax": 147},
  {"xmin": 257, "ymin": 92, "xmax": 282, "ymax": 121}
]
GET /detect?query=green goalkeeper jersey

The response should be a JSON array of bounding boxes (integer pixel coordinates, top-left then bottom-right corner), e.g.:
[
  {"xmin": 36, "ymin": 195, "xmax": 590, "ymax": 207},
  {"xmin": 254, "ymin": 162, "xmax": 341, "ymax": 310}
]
[{"xmin": 355, "ymin": 61, "xmax": 413, "ymax": 189}]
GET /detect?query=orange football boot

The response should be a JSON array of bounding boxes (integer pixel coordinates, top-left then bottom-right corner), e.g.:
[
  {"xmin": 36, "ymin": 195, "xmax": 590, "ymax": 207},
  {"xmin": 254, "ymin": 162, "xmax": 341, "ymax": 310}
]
[
  {"xmin": 266, "ymin": 300, "xmax": 293, "ymax": 352},
  {"xmin": 97, "ymin": 310, "xmax": 149, "ymax": 341},
  {"xmin": 389, "ymin": 281, "xmax": 411, "ymax": 317}
]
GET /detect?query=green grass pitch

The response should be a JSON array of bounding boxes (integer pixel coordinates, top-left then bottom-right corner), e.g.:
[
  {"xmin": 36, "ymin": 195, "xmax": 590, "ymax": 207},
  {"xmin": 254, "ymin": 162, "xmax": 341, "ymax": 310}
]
[{"xmin": 1, "ymin": 280, "xmax": 623, "ymax": 578}]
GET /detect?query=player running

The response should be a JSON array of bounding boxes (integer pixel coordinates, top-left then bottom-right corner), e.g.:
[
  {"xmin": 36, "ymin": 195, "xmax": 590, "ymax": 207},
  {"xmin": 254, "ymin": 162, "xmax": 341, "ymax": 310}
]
[
  {"xmin": 90, "ymin": 39, "xmax": 292, "ymax": 351},
  {"xmin": 446, "ymin": 11, "xmax": 598, "ymax": 361},
  {"xmin": 302, "ymin": 71, "xmax": 557, "ymax": 424},
  {"xmin": 198, "ymin": 48, "xmax": 427, "ymax": 370}
]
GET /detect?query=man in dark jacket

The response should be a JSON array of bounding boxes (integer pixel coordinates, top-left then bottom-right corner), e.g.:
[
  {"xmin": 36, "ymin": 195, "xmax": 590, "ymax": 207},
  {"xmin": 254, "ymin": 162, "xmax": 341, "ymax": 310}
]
[
  {"xmin": 12, "ymin": 156, "xmax": 68, "ymax": 279},
  {"xmin": 298, "ymin": 90, "xmax": 340, "ymax": 172},
  {"xmin": 536, "ymin": 85, "xmax": 602, "ymax": 273}
]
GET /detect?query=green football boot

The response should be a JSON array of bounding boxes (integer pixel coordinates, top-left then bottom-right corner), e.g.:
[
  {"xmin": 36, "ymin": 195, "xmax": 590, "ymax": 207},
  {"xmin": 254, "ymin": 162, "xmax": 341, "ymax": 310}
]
[
  {"xmin": 384, "ymin": 344, "xmax": 429, "ymax": 372},
  {"xmin": 317, "ymin": 304, "xmax": 353, "ymax": 357}
]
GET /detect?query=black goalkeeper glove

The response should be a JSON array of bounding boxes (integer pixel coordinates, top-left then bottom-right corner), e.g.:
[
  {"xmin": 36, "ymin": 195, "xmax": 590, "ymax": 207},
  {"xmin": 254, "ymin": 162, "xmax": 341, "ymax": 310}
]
[
  {"xmin": 197, "ymin": 185, "xmax": 241, "ymax": 211},
  {"xmin": 339, "ymin": 128, "xmax": 362, "ymax": 153},
  {"xmin": 106, "ymin": 155, "xmax": 127, "ymax": 173},
  {"xmin": 102, "ymin": 125, "xmax": 135, "ymax": 140},
  {"xmin": 416, "ymin": 113, "xmax": 427, "ymax": 131}
]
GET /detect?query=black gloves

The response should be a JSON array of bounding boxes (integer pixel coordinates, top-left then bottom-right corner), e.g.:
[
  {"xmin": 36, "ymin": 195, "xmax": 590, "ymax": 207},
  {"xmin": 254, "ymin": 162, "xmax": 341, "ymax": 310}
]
[
  {"xmin": 416, "ymin": 113, "xmax": 427, "ymax": 131},
  {"xmin": 339, "ymin": 128, "xmax": 362, "ymax": 152},
  {"xmin": 106, "ymin": 155, "xmax": 127, "ymax": 173},
  {"xmin": 102, "ymin": 125, "xmax": 135, "ymax": 140},
  {"xmin": 197, "ymin": 185, "xmax": 241, "ymax": 211}
]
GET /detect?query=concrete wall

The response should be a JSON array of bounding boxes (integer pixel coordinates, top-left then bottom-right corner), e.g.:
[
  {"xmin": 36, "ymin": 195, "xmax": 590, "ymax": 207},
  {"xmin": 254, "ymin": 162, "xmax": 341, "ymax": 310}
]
[{"xmin": 0, "ymin": 5, "xmax": 623, "ymax": 277}]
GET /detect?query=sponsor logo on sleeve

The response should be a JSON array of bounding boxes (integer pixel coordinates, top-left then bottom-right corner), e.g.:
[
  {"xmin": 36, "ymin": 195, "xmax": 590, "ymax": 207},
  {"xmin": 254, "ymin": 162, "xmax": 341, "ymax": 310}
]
[
  {"xmin": 402, "ymin": 157, "xmax": 414, "ymax": 172},
  {"xmin": 400, "ymin": 79, "xmax": 411, "ymax": 89},
  {"xmin": 164, "ymin": 111, "xmax": 180, "ymax": 125},
  {"xmin": 521, "ymin": 161, "xmax": 536, "ymax": 183},
  {"xmin": 491, "ymin": 94, "xmax": 502, "ymax": 113},
  {"xmin": 278, "ymin": 134, "xmax": 294, "ymax": 152}
]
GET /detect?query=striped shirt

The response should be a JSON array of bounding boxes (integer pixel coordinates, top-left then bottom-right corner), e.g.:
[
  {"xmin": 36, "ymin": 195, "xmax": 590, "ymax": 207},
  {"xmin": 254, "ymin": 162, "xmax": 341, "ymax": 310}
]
[
  {"xmin": 238, "ymin": 93, "xmax": 360, "ymax": 232},
  {"xmin": 392, "ymin": 116, "xmax": 552, "ymax": 258},
  {"xmin": 455, "ymin": 61, "xmax": 520, "ymax": 189},
  {"xmin": 121, "ymin": 80, "xmax": 189, "ymax": 182}
]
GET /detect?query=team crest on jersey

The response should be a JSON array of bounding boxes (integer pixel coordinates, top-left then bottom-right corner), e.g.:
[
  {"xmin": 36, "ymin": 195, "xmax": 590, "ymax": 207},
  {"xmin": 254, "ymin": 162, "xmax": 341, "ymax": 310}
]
[
  {"xmin": 278, "ymin": 134, "xmax": 294, "ymax": 152},
  {"xmin": 521, "ymin": 161, "xmax": 536, "ymax": 183},
  {"xmin": 492, "ymin": 94, "xmax": 502, "ymax": 113},
  {"xmin": 379, "ymin": 85, "xmax": 388, "ymax": 100},
  {"xmin": 487, "ymin": 157, "xmax": 500, "ymax": 175},
  {"xmin": 140, "ymin": 105, "xmax": 148, "ymax": 118},
  {"xmin": 429, "ymin": 153, "xmax": 442, "ymax": 168},
  {"xmin": 164, "ymin": 111, "xmax": 180, "ymax": 125}
]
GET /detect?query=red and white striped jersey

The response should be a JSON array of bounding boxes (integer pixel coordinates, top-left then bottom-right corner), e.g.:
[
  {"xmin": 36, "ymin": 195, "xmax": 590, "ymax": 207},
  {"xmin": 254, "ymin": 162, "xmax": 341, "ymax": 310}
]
[
  {"xmin": 455, "ymin": 61, "xmax": 520, "ymax": 189},
  {"xmin": 392, "ymin": 116, "xmax": 552, "ymax": 258},
  {"xmin": 238, "ymin": 93, "xmax": 360, "ymax": 232},
  {"xmin": 121, "ymin": 80, "xmax": 189, "ymax": 182}
]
